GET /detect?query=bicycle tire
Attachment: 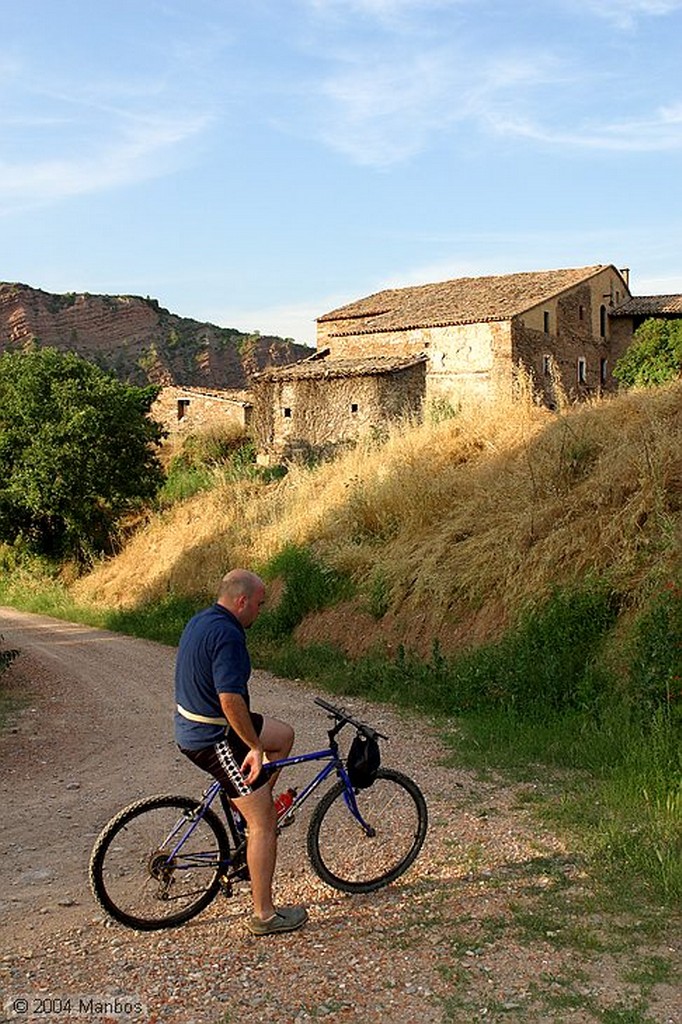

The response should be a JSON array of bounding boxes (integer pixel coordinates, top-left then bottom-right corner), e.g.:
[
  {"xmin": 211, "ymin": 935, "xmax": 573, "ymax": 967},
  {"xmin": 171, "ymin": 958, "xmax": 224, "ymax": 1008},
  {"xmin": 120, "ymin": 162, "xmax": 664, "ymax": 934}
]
[
  {"xmin": 89, "ymin": 794, "xmax": 230, "ymax": 931},
  {"xmin": 307, "ymin": 768, "xmax": 428, "ymax": 894}
]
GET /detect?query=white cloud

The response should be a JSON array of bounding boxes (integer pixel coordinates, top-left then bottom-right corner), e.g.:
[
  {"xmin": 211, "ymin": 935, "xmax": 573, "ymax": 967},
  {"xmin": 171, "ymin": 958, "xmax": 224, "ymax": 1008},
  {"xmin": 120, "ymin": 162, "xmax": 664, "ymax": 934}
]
[
  {"xmin": 568, "ymin": 0, "xmax": 682, "ymax": 29},
  {"xmin": 0, "ymin": 112, "xmax": 210, "ymax": 214},
  {"xmin": 311, "ymin": 46, "xmax": 579, "ymax": 166},
  {"xmin": 489, "ymin": 102, "xmax": 682, "ymax": 151},
  {"xmin": 292, "ymin": 0, "xmax": 682, "ymax": 164},
  {"xmin": 298, "ymin": 29, "xmax": 682, "ymax": 164},
  {"xmin": 317, "ymin": 48, "xmax": 465, "ymax": 165}
]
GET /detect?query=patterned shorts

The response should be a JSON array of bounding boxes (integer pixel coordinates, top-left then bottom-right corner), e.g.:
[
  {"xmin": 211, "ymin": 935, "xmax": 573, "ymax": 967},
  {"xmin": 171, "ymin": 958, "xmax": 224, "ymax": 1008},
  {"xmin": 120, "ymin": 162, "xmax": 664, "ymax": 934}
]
[{"xmin": 179, "ymin": 712, "xmax": 267, "ymax": 799}]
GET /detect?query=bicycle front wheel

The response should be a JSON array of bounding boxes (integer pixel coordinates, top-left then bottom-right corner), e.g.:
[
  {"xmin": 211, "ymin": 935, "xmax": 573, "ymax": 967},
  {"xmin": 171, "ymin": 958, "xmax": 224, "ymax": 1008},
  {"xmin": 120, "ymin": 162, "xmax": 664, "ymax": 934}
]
[
  {"xmin": 89, "ymin": 794, "xmax": 230, "ymax": 931},
  {"xmin": 307, "ymin": 768, "xmax": 428, "ymax": 894}
]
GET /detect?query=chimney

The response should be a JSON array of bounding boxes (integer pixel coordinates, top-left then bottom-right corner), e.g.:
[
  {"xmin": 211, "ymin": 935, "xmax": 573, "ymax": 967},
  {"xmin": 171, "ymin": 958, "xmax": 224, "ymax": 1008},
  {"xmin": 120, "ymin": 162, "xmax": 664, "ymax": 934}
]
[{"xmin": 619, "ymin": 267, "xmax": 630, "ymax": 287}]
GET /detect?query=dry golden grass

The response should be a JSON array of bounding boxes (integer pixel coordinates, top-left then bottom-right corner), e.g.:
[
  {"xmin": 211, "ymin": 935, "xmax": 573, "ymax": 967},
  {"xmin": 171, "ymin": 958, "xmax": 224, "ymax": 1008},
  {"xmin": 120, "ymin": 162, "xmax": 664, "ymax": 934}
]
[
  {"xmin": 374, "ymin": 383, "xmax": 681, "ymax": 625},
  {"xmin": 74, "ymin": 381, "xmax": 681, "ymax": 633}
]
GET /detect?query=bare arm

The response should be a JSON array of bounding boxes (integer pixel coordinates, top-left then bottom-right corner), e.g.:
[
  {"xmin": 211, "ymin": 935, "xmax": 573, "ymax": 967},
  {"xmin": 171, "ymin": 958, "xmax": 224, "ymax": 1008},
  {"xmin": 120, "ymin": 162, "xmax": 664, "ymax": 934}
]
[{"xmin": 219, "ymin": 692, "xmax": 263, "ymax": 784}]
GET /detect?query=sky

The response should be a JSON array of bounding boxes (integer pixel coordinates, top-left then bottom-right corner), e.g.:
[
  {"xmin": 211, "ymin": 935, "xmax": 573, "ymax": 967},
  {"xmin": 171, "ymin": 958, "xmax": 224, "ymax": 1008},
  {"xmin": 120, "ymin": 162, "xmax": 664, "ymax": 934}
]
[{"xmin": 1, "ymin": 0, "xmax": 681, "ymax": 346}]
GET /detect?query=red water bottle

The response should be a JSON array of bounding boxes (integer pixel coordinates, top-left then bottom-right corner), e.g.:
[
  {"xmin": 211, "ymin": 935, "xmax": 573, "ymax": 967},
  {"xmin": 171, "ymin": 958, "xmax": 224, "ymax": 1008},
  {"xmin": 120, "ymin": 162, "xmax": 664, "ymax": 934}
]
[{"xmin": 274, "ymin": 788, "xmax": 296, "ymax": 818}]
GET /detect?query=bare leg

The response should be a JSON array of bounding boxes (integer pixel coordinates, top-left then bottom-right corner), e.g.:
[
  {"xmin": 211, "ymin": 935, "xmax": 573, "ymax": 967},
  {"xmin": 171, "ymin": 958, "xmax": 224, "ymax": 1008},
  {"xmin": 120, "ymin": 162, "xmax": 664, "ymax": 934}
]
[
  {"xmin": 231, "ymin": 784, "xmax": 277, "ymax": 920},
  {"xmin": 260, "ymin": 716, "xmax": 294, "ymax": 788}
]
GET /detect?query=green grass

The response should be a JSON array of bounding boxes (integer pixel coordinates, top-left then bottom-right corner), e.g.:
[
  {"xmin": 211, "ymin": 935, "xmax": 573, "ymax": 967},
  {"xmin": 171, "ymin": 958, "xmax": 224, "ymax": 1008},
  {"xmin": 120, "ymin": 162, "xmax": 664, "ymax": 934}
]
[
  {"xmin": 104, "ymin": 593, "xmax": 204, "ymax": 646},
  {"xmin": 157, "ymin": 462, "xmax": 216, "ymax": 505},
  {"xmin": 157, "ymin": 438, "xmax": 287, "ymax": 508},
  {"xmin": 253, "ymin": 544, "xmax": 354, "ymax": 640}
]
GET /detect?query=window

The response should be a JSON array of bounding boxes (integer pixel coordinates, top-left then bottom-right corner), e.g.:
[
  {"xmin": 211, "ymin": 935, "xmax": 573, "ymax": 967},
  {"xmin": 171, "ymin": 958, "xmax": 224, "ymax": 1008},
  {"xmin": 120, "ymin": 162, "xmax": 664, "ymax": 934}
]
[
  {"xmin": 599, "ymin": 304, "xmax": 607, "ymax": 338},
  {"xmin": 542, "ymin": 354, "xmax": 551, "ymax": 376},
  {"xmin": 579, "ymin": 305, "xmax": 585, "ymax": 321},
  {"xmin": 283, "ymin": 407, "xmax": 292, "ymax": 418},
  {"xmin": 177, "ymin": 398, "xmax": 190, "ymax": 421},
  {"xmin": 543, "ymin": 311, "xmax": 550, "ymax": 333},
  {"xmin": 578, "ymin": 357, "xmax": 587, "ymax": 384},
  {"xmin": 600, "ymin": 357, "xmax": 608, "ymax": 385},
  {"xmin": 350, "ymin": 403, "xmax": 359, "ymax": 414}
]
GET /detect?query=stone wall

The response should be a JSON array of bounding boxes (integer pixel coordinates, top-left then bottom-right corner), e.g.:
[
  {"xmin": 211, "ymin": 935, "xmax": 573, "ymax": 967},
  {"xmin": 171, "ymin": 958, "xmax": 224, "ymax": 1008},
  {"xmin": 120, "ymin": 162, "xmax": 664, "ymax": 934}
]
[
  {"xmin": 609, "ymin": 315, "xmax": 635, "ymax": 357},
  {"xmin": 253, "ymin": 362, "xmax": 426, "ymax": 462},
  {"xmin": 151, "ymin": 386, "xmax": 251, "ymax": 437},
  {"xmin": 319, "ymin": 320, "xmax": 513, "ymax": 410},
  {"xmin": 513, "ymin": 268, "xmax": 632, "ymax": 404}
]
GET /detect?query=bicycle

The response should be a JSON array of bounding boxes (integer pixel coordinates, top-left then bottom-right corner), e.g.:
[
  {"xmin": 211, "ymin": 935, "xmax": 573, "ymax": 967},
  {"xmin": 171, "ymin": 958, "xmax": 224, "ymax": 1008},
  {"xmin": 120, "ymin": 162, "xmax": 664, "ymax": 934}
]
[{"xmin": 89, "ymin": 696, "xmax": 428, "ymax": 931}]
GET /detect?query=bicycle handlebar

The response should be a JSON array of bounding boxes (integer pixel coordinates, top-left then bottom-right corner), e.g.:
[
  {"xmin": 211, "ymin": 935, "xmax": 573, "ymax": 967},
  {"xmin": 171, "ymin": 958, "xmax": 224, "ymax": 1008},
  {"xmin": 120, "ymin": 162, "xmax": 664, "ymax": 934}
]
[{"xmin": 314, "ymin": 696, "xmax": 388, "ymax": 740}]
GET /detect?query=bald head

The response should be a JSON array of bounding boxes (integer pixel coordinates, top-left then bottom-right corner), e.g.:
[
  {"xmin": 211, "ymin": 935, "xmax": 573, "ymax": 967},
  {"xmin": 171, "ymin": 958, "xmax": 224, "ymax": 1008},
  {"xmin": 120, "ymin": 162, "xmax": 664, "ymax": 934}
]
[{"xmin": 217, "ymin": 569, "xmax": 266, "ymax": 628}]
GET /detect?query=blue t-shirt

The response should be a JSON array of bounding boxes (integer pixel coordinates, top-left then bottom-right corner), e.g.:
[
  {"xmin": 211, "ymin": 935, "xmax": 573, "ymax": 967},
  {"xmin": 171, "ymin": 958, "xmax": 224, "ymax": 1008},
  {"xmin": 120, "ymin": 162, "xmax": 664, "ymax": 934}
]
[{"xmin": 174, "ymin": 604, "xmax": 251, "ymax": 749}]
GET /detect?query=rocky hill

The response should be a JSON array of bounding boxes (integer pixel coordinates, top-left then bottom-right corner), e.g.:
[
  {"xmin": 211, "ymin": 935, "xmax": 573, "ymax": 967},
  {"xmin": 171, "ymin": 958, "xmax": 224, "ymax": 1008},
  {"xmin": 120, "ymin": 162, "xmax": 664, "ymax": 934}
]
[{"xmin": 0, "ymin": 282, "xmax": 312, "ymax": 388}]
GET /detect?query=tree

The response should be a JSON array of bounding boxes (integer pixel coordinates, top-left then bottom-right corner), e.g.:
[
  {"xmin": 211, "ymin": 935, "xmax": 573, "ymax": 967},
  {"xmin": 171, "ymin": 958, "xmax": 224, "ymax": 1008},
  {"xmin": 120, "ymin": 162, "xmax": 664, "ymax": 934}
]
[
  {"xmin": 0, "ymin": 347, "xmax": 165, "ymax": 559},
  {"xmin": 613, "ymin": 318, "xmax": 682, "ymax": 388}
]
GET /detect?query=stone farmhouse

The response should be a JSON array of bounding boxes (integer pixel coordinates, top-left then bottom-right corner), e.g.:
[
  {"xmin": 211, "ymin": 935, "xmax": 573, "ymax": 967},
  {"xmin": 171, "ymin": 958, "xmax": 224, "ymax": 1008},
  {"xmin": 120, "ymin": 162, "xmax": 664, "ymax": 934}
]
[
  {"xmin": 253, "ymin": 264, "xmax": 644, "ymax": 462},
  {"xmin": 152, "ymin": 385, "xmax": 252, "ymax": 436},
  {"xmin": 252, "ymin": 353, "xmax": 427, "ymax": 462}
]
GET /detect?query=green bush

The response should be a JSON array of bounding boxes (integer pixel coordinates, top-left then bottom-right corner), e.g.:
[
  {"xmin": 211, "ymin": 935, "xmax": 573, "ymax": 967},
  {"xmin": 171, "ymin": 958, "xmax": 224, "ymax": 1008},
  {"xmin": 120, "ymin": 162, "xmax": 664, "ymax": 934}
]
[
  {"xmin": 255, "ymin": 582, "xmax": 621, "ymax": 717},
  {"xmin": 627, "ymin": 582, "xmax": 682, "ymax": 712},
  {"xmin": 442, "ymin": 585, "xmax": 620, "ymax": 716},
  {"xmin": 346, "ymin": 584, "xmax": 621, "ymax": 718},
  {"xmin": 0, "ymin": 347, "xmax": 164, "ymax": 559},
  {"xmin": 158, "ymin": 435, "xmax": 286, "ymax": 508},
  {"xmin": 614, "ymin": 318, "xmax": 682, "ymax": 388},
  {"xmin": 158, "ymin": 460, "xmax": 216, "ymax": 506},
  {"xmin": 254, "ymin": 545, "xmax": 353, "ymax": 640}
]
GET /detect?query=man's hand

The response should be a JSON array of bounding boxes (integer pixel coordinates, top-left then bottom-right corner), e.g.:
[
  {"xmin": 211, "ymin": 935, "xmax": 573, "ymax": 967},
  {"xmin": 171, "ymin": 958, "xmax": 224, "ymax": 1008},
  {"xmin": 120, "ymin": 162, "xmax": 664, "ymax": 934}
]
[
  {"xmin": 219, "ymin": 693, "xmax": 265, "ymax": 785},
  {"xmin": 241, "ymin": 745, "xmax": 264, "ymax": 785}
]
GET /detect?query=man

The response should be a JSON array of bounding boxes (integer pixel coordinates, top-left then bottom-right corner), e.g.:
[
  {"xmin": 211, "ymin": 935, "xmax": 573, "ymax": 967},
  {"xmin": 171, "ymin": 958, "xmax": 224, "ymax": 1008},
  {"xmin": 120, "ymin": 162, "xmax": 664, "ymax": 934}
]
[{"xmin": 175, "ymin": 568, "xmax": 308, "ymax": 936}]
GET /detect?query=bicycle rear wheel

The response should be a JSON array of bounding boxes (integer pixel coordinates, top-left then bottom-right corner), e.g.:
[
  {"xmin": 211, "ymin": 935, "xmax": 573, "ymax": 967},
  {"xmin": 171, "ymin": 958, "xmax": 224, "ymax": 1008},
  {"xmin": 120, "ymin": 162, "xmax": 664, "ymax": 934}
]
[
  {"xmin": 307, "ymin": 768, "xmax": 427, "ymax": 894},
  {"xmin": 89, "ymin": 794, "xmax": 230, "ymax": 931}
]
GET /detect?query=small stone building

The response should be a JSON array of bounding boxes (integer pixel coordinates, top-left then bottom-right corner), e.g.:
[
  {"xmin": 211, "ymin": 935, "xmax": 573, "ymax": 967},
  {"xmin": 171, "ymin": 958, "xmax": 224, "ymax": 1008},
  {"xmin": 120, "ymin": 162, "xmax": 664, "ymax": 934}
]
[
  {"xmin": 609, "ymin": 294, "xmax": 682, "ymax": 349},
  {"xmin": 252, "ymin": 353, "xmax": 427, "ymax": 463},
  {"xmin": 151, "ymin": 385, "xmax": 252, "ymax": 437},
  {"xmin": 317, "ymin": 265, "xmax": 634, "ymax": 410}
]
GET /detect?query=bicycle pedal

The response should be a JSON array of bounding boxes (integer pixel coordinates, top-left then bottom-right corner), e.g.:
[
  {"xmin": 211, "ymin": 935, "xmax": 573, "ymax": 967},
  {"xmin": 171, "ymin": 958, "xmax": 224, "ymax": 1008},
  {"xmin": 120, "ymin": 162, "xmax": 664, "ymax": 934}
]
[{"xmin": 218, "ymin": 875, "xmax": 234, "ymax": 897}]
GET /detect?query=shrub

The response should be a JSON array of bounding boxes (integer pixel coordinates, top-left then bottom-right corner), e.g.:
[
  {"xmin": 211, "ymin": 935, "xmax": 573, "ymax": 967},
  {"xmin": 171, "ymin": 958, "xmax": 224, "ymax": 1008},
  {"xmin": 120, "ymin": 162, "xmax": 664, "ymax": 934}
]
[
  {"xmin": 0, "ymin": 347, "xmax": 164, "ymax": 559},
  {"xmin": 614, "ymin": 318, "xmax": 682, "ymax": 388},
  {"xmin": 433, "ymin": 584, "xmax": 621, "ymax": 716},
  {"xmin": 254, "ymin": 545, "xmax": 352, "ymax": 640},
  {"xmin": 627, "ymin": 582, "xmax": 682, "ymax": 712}
]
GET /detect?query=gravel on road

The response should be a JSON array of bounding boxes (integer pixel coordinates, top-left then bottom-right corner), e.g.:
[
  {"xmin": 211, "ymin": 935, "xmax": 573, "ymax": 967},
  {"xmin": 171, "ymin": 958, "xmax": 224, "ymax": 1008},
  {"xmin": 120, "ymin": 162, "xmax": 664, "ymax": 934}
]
[{"xmin": 0, "ymin": 607, "xmax": 677, "ymax": 1024}]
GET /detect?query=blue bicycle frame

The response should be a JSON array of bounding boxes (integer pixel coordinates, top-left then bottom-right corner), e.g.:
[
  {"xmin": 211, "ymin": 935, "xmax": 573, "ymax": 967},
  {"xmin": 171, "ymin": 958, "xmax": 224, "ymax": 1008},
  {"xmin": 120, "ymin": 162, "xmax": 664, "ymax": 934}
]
[{"xmin": 161, "ymin": 738, "xmax": 375, "ymax": 874}]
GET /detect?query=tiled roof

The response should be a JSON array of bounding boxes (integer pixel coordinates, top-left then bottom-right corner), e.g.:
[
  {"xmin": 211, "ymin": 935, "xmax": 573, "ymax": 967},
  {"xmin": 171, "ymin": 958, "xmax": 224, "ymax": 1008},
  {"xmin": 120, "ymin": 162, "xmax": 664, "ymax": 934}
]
[
  {"xmin": 610, "ymin": 295, "xmax": 682, "ymax": 317},
  {"xmin": 318, "ymin": 266, "xmax": 609, "ymax": 335},
  {"xmin": 253, "ymin": 354, "xmax": 428, "ymax": 383},
  {"xmin": 165, "ymin": 385, "xmax": 252, "ymax": 405}
]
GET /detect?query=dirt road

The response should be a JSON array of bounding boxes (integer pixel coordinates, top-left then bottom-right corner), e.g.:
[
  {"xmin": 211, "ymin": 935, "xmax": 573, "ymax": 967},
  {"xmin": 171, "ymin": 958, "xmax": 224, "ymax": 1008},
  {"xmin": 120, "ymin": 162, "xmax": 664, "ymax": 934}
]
[{"xmin": 0, "ymin": 607, "xmax": 677, "ymax": 1024}]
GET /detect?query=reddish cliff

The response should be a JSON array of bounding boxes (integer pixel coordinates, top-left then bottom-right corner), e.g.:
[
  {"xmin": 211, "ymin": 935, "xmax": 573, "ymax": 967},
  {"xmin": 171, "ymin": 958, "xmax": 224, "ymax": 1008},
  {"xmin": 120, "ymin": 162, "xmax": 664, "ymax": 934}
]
[{"xmin": 0, "ymin": 283, "xmax": 311, "ymax": 388}]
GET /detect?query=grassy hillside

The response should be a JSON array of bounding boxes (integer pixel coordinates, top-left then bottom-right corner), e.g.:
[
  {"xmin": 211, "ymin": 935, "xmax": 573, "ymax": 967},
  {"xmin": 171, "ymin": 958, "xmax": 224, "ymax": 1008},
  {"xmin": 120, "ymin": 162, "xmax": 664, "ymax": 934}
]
[{"xmin": 73, "ymin": 379, "xmax": 680, "ymax": 654}]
